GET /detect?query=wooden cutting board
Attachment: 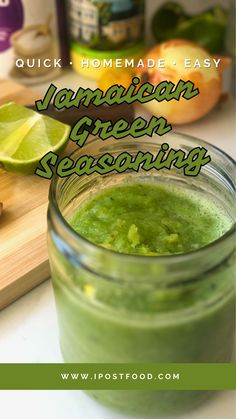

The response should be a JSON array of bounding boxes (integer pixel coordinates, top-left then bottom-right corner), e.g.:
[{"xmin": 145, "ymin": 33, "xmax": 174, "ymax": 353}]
[
  {"xmin": 0, "ymin": 80, "xmax": 52, "ymax": 310},
  {"xmin": 0, "ymin": 80, "xmax": 135, "ymax": 310}
]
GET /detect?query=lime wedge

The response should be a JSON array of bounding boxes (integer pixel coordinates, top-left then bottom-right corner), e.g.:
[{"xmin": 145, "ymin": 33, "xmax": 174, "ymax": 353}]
[{"xmin": 0, "ymin": 102, "xmax": 70, "ymax": 174}]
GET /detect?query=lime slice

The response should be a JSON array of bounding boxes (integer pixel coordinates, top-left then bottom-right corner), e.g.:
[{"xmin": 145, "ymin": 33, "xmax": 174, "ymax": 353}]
[{"xmin": 0, "ymin": 102, "xmax": 70, "ymax": 174}]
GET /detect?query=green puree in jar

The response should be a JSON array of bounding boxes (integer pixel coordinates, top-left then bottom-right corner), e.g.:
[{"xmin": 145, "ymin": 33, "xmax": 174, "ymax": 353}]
[
  {"xmin": 70, "ymin": 182, "xmax": 231, "ymax": 256},
  {"xmin": 54, "ymin": 181, "xmax": 234, "ymax": 416}
]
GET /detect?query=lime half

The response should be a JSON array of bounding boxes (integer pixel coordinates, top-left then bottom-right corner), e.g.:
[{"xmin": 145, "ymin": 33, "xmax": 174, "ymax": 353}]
[{"xmin": 0, "ymin": 102, "xmax": 70, "ymax": 174}]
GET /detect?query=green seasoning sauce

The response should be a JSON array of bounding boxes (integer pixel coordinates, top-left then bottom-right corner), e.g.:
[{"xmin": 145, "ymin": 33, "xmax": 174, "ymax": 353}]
[
  {"xmin": 70, "ymin": 182, "xmax": 231, "ymax": 256},
  {"xmin": 52, "ymin": 181, "xmax": 235, "ymax": 416}
]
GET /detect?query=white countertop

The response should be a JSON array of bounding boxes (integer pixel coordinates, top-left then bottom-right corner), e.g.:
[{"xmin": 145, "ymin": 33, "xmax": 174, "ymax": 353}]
[{"xmin": 0, "ymin": 70, "xmax": 235, "ymax": 419}]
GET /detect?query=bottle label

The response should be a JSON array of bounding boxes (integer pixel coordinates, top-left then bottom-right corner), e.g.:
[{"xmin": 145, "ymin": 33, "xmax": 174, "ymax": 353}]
[
  {"xmin": 0, "ymin": 0, "xmax": 24, "ymax": 52},
  {"xmin": 67, "ymin": 0, "xmax": 145, "ymax": 51}
]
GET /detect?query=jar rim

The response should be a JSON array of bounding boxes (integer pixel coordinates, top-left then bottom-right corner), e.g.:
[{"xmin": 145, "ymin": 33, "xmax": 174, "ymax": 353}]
[{"xmin": 49, "ymin": 132, "xmax": 236, "ymax": 267}]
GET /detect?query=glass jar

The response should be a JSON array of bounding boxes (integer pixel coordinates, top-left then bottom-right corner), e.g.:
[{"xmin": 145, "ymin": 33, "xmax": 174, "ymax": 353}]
[{"xmin": 48, "ymin": 133, "xmax": 235, "ymax": 416}]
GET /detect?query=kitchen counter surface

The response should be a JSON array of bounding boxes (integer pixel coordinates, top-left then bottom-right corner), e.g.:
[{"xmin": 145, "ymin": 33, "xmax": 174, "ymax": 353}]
[{"xmin": 0, "ymin": 70, "xmax": 235, "ymax": 419}]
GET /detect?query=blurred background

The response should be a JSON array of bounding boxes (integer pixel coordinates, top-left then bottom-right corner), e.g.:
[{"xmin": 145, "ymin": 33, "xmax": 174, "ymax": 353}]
[
  {"xmin": 0, "ymin": 0, "xmax": 234, "ymax": 83},
  {"xmin": 0, "ymin": 0, "xmax": 234, "ymax": 125}
]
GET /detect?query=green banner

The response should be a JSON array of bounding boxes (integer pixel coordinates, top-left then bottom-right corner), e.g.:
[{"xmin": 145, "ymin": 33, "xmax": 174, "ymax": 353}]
[{"xmin": 0, "ymin": 364, "xmax": 235, "ymax": 390}]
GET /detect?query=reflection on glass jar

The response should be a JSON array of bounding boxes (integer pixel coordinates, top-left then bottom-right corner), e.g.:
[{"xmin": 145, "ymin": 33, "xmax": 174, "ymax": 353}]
[{"xmin": 48, "ymin": 134, "xmax": 235, "ymax": 416}]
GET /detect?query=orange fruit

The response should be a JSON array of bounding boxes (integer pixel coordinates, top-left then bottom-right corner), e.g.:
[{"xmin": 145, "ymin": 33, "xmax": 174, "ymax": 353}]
[{"xmin": 98, "ymin": 69, "xmax": 135, "ymax": 92}]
